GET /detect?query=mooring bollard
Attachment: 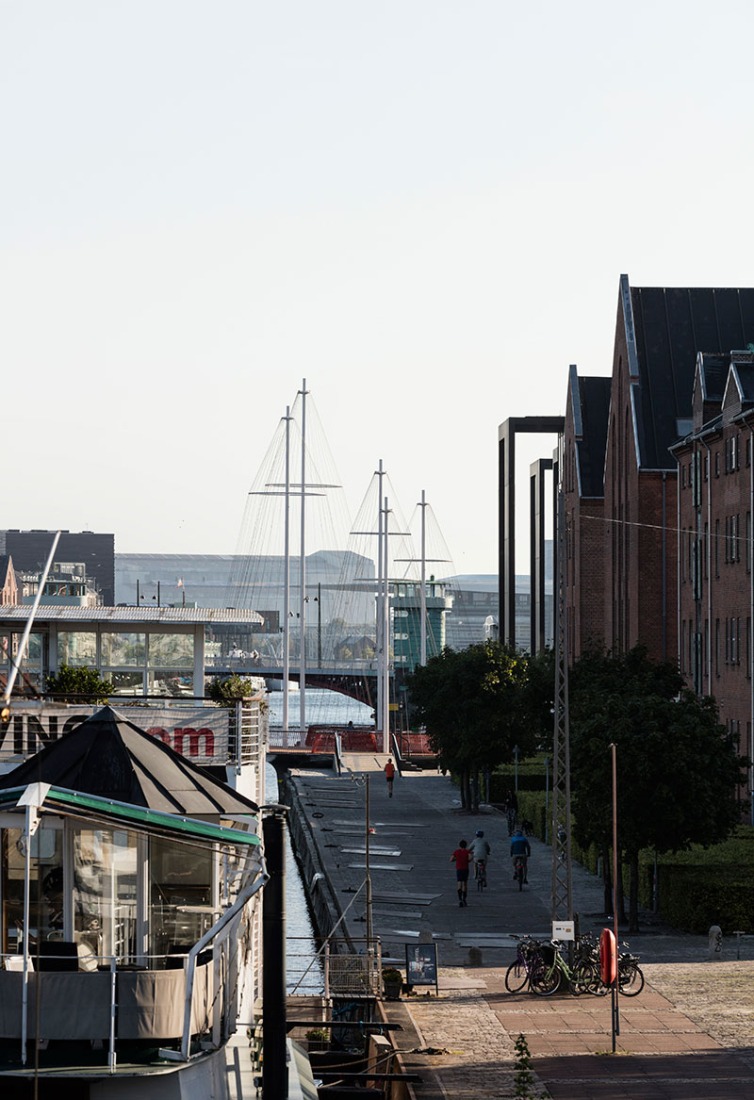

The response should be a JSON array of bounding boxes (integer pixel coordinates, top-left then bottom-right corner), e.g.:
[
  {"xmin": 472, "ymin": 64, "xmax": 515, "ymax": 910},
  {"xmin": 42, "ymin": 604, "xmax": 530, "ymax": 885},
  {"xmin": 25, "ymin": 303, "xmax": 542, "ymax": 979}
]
[{"xmin": 708, "ymin": 924, "xmax": 723, "ymax": 960}]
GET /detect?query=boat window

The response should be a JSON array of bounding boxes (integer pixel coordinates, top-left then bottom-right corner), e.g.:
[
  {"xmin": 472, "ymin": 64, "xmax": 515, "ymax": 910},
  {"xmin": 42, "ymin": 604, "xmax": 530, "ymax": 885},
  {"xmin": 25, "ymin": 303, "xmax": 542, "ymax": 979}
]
[
  {"xmin": 1, "ymin": 824, "xmax": 63, "ymax": 955},
  {"xmin": 149, "ymin": 836, "xmax": 213, "ymax": 965},
  {"xmin": 72, "ymin": 826, "xmax": 137, "ymax": 966}
]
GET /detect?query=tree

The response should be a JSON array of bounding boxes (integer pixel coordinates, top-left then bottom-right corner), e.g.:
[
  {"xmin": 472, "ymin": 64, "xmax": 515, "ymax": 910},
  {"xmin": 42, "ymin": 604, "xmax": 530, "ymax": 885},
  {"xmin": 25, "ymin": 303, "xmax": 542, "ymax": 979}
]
[
  {"xmin": 569, "ymin": 646, "xmax": 744, "ymax": 930},
  {"xmin": 46, "ymin": 664, "xmax": 114, "ymax": 704},
  {"xmin": 406, "ymin": 642, "xmax": 539, "ymax": 811}
]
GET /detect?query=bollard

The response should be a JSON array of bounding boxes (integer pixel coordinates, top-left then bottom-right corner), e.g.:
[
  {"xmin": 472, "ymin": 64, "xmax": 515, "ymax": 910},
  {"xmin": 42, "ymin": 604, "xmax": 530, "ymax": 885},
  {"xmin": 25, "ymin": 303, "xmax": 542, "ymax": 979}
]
[
  {"xmin": 708, "ymin": 924, "xmax": 722, "ymax": 960},
  {"xmin": 468, "ymin": 946, "xmax": 483, "ymax": 967}
]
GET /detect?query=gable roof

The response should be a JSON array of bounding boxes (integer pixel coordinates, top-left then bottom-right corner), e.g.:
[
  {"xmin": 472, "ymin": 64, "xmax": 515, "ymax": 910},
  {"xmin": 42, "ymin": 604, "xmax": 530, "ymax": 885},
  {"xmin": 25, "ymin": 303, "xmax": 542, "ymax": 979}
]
[
  {"xmin": 569, "ymin": 369, "xmax": 611, "ymax": 498},
  {"xmin": 0, "ymin": 705, "xmax": 258, "ymax": 817},
  {"xmin": 621, "ymin": 277, "xmax": 754, "ymax": 469}
]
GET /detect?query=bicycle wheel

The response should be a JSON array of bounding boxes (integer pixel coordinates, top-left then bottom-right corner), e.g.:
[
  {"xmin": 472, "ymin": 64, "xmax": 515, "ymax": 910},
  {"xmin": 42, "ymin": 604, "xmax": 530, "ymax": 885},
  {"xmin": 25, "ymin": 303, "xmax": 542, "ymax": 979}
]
[
  {"xmin": 618, "ymin": 961, "xmax": 645, "ymax": 997},
  {"xmin": 529, "ymin": 963, "xmax": 561, "ymax": 996},
  {"xmin": 571, "ymin": 960, "xmax": 597, "ymax": 996},
  {"xmin": 504, "ymin": 960, "xmax": 529, "ymax": 993}
]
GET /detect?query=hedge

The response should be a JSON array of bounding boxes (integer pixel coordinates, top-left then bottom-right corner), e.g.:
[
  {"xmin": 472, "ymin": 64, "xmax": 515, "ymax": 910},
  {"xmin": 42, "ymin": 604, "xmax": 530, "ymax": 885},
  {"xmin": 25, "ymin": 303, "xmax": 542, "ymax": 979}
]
[{"xmin": 494, "ymin": 773, "xmax": 754, "ymax": 934}]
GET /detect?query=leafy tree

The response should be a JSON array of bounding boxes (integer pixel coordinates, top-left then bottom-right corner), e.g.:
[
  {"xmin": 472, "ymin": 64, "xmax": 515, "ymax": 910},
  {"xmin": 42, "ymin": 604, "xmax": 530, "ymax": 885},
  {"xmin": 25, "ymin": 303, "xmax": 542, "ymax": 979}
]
[
  {"xmin": 406, "ymin": 642, "xmax": 539, "ymax": 812},
  {"xmin": 569, "ymin": 646, "xmax": 744, "ymax": 930},
  {"xmin": 206, "ymin": 674, "xmax": 259, "ymax": 706},
  {"xmin": 45, "ymin": 664, "xmax": 114, "ymax": 704}
]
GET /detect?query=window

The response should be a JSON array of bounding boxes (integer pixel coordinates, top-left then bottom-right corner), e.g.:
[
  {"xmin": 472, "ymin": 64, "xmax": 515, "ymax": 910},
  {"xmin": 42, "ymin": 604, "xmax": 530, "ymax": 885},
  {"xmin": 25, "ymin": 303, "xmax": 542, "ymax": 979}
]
[{"xmin": 58, "ymin": 631, "xmax": 97, "ymax": 666}]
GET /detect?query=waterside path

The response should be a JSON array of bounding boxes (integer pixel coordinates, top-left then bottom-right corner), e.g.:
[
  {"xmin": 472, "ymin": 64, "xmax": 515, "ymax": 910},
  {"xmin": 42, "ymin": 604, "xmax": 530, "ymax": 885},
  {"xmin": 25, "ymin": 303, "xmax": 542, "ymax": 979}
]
[{"xmin": 284, "ymin": 756, "xmax": 754, "ymax": 1099}]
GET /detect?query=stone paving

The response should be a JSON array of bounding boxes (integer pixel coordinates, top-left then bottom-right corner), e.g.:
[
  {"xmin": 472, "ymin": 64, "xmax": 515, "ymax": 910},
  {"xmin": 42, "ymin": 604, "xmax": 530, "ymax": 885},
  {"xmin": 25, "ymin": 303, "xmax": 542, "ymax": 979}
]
[{"xmin": 289, "ymin": 759, "xmax": 754, "ymax": 1098}]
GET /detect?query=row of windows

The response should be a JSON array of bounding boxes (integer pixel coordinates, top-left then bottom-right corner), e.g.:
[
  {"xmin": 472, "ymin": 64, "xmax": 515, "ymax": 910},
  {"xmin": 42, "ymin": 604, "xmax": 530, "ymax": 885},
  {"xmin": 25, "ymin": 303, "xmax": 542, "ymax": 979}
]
[
  {"xmin": 681, "ymin": 435, "xmax": 753, "ymax": 493},
  {"xmin": 680, "ymin": 617, "xmax": 752, "ymax": 683},
  {"xmin": 681, "ymin": 513, "xmax": 753, "ymax": 587}
]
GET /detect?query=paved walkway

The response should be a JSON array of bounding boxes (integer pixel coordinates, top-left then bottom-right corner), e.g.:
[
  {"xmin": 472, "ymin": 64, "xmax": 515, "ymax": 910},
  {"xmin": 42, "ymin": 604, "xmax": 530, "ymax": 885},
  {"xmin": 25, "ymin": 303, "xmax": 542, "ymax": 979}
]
[{"xmin": 289, "ymin": 758, "xmax": 754, "ymax": 1098}]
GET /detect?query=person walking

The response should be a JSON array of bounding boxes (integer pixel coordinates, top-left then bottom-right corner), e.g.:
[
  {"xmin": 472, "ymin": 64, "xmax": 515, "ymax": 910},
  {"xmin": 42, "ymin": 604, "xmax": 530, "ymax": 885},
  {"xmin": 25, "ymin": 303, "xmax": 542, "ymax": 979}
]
[
  {"xmin": 384, "ymin": 757, "xmax": 396, "ymax": 797},
  {"xmin": 450, "ymin": 839, "xmax": 472, "ymax": 906}
]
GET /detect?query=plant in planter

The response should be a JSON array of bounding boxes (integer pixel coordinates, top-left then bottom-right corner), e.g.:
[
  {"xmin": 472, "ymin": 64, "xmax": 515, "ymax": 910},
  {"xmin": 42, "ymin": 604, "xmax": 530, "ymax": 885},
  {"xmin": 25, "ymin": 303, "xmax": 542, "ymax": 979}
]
[
  {"xmin": 304, "ymin": 1028, "xmax": 331, "ymax": 1051},
  {"xmin": 382, "ymin": 967, "xmax": 403, "ymax": 1000}
]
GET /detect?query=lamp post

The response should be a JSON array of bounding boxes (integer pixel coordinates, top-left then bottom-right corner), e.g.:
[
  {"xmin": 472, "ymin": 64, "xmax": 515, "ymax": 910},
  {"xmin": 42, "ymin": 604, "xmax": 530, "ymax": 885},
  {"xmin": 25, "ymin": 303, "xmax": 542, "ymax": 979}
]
[{"xmin": 513, "ymin": 744, "xmax": 520, "ymax": 792}]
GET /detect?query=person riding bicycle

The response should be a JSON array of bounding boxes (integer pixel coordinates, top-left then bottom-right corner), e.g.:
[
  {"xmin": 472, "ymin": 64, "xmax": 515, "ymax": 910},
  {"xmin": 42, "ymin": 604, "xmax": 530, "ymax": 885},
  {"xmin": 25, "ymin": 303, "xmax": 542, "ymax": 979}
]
[
  {"xmin": 470, "ymin": 830, "xmax": 491, "ymax": 876},
  {"xmin": 510, "ymin": 828, "xmax": 531, "ymax": 884}
]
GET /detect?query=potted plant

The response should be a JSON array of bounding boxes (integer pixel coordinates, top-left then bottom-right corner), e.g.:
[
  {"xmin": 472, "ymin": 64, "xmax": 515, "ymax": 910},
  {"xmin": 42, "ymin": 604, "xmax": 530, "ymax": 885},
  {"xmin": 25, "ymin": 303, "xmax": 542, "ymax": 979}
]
[
  {"xmin": 382, "ymin": 967, "xmax": 403, "ymax": 1001},
  {"xmin": 304, "ymin": 1027, "xmax": 331, "ymax": 1052}
]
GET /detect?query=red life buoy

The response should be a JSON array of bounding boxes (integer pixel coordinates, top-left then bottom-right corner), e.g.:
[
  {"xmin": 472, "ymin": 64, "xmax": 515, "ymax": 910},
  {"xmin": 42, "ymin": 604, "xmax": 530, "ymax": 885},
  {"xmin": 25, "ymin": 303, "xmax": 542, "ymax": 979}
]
[{"xmin": 600, "ymin": 928, "xmax": 617, "ymax": 986}]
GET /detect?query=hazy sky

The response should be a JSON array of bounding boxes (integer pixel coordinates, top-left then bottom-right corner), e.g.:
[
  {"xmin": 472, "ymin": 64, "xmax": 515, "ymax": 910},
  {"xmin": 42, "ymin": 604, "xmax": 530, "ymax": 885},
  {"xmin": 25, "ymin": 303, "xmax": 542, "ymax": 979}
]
[{"xmin": 3, "ymin": 2, "xmax": 754, "ymax": 575}]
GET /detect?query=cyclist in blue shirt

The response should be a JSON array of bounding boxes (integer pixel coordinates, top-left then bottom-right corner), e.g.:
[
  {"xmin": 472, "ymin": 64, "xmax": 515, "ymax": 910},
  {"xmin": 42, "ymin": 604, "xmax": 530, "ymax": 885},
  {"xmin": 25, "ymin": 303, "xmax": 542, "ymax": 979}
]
[{"xmin": 510, "ymin": 828, "xmax": 531, "ymax": 883}]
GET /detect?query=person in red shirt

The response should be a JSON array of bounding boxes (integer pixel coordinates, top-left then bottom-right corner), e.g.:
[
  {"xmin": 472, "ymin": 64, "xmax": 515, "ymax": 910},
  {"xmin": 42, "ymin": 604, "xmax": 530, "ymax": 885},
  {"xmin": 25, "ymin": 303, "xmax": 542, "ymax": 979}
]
[
  {"xmin": 450, "ymin": 839, "xmax": 472, "ymax": 906},
  {"xmin": 384, "ymin": 758, "xmax": 396, "ymax": 797}
]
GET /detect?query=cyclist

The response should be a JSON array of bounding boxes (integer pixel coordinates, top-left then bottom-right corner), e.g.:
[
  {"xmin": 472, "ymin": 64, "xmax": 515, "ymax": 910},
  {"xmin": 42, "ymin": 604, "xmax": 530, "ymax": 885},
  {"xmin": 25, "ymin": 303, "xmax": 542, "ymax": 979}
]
[
  {"xmin": 510, "ymin": 827, "xmax": 531, "ymax": 884},
  {"xmin": 470, "ymin": 830, "xmax": 491, "ymax": 881},
  {"xmin": 450, "ymin": 839, "xmax": 472, "ymax": 907}
]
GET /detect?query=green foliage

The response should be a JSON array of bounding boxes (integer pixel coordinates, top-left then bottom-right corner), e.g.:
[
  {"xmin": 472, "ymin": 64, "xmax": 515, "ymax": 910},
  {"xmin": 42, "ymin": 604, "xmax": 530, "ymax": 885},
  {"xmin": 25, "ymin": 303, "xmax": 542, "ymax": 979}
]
[
  {"xmin": 45, "ymin": 664, "xmax": 113, "ymax": 704},
  {"xmin": 206, "ymin": 674, "xmax": 258, "ymax": 706},
  {"xmin": 407, "ymin": 642, "xmax": 541, "ymax": 774},
  {"xmin": 568, "ymin": 646, "xmax": 744, "ymax": 928}
]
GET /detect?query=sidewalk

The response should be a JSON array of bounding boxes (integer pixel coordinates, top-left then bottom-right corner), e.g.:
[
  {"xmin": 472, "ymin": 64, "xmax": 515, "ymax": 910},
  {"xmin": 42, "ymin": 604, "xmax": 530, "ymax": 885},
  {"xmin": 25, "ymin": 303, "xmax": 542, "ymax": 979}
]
[{"xmin": 290, "ymin": 761, "xmax": 754, "ymax": 1098}]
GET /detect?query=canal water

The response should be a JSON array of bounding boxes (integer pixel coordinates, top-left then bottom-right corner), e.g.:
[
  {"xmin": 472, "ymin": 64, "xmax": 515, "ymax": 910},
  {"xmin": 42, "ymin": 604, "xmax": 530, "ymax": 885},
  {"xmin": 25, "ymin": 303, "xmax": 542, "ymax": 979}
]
[{"xmin": 266, "ymin": 689, "xmax": 370, "ymax": 993}]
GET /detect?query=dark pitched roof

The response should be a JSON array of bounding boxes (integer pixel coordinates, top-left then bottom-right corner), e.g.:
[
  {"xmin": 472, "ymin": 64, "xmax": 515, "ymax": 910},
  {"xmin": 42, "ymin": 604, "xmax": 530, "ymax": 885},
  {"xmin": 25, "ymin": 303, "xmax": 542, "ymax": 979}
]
[
  {"xmin": 623, "ymin": 279, "xmax": 754, "ymax": 469},
  {"xmin": 0, "ymin": 705, "xmax": 258, "ymax": 817},
  {"xmin": 572, "ymin": 373, "xmax": 611, "ymax": 498}
]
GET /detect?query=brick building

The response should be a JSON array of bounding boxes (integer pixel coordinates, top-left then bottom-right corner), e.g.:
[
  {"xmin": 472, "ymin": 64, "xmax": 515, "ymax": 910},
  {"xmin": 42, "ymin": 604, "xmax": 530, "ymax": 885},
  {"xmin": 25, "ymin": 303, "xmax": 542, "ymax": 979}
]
[
  {"xmin": 559, "ymin": 275, "xmax": 754, "ymax": 668},
  {"xmin": 673, "ymin": 350, "xmax": 754, "ymax": 781}
]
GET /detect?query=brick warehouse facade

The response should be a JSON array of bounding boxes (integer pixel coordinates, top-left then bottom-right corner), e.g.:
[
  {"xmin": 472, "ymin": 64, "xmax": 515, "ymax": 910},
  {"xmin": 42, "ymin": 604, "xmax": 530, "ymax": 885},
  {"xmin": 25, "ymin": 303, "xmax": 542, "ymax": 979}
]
[
  {"xmin": 505, "ymin": 275, "xmax": 754, "ymax": 810},
  {"xmin": 673, "ymin": 351, "xmax": 754, "ymax": 804}
]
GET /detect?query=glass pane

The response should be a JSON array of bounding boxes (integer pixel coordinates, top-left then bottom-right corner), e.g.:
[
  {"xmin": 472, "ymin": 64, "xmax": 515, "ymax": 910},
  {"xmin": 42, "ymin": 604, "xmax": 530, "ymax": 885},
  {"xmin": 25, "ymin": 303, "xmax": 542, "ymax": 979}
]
[
  {"xmin": 147, "ymin": 670, "xmax": 194, "ymax": 697},
  {"xmin": 2, "ymin": 825, "xmax": 64, "ymax": 953},
  {"xmin": 149, "ymin": 836, "xmax": 212, "ymax": 964},
  {"xmin": 73, "ymin": 827, "xmax": 137, "ymax": 965},
  {"xmin": 14, "ymin": 632, "xmax": 43, "ymax": 668},
  {"xmin": 101, "ymin": 632, "xmax": 145, "ymax": 666},
  {"xmin": 109, "ymin": 671, "xmax": 145, "ymax": 696},
  {"xmin": 58, "ymin": 631, "xmax": 97, "ymax": 666},
  {"xmin": 148, "ymin": 633, "xmax": 194, "ymax": 668}
]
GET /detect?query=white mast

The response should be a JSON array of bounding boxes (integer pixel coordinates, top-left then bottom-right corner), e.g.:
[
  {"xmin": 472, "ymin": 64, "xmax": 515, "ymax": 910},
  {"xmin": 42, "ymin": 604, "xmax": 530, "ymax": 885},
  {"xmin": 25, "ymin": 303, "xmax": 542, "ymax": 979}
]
[
  {"xmin": 419, "ymin": 489, "xmax": 428, "ymax": 667},
  {"xmin": 375, "ymin": 461, "xmax": 385, "ymax": 737},
  {"xmin": 282, "ymin": 406, "xmax": 292, "ymax": 745},
  {"xmin": 382, "ymin": 494, "xmax": 391, "ymax": 755},
  {"xmin": 299, "ymin": 379, "xmax": 308, "ymax": 735}
]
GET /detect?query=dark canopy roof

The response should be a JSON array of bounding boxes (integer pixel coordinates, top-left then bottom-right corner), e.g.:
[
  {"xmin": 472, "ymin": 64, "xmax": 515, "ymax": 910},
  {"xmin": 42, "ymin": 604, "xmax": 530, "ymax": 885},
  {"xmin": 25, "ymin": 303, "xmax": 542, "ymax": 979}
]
[{"xmin": 0, "ymin": 705, "xmax": 258, "ymax": 817}]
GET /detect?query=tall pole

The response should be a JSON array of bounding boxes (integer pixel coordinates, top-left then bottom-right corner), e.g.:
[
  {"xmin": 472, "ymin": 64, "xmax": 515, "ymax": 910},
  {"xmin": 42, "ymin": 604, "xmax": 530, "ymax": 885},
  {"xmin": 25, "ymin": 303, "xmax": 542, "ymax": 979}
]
[
  {"xmin": 283, "ymin": 406, "xmax": 292, "ymax": 746},
  {"xmin": 419, "ymin": 489, "xmax": 427, "ymax": 667},
  {"xmin": 4, "ymin": 530, "xmax": 61, "ymax": 708},
  {"xmin": 263, "ymin": 807, "xmax": 288, "ymax": 1099},
  {"xmin": 382, "ymin": 495, "xmax": 391, "ymax": 755},
  {"xmin": 611, "ymin": 742, "xmax": 621, "ymax": 1046},
  {"xmin": 299, "ymin": 379, "xmax": 308, "ymax": 736},
  {"xmin": 551, "ymin": 444, "xmax": 573, "ymax": 922},
  {"xmin": 375, "ymin": 461, "xmax": 385, "ymax": 736},
  {"xmin": 365, "ymin": 774, "xmax": 373, "ymax": 991}
]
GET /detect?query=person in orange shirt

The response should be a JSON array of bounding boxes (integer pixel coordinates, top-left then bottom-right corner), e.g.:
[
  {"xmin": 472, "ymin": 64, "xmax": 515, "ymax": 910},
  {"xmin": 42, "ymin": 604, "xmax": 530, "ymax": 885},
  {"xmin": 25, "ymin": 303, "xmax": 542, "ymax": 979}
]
[
  {"xmin": 450, "ymin": 840, "xmax": 472, "ymax": 906},
  {"xmin": 384, "ymin": 758, "xmax": 396, "ymax": 797}
]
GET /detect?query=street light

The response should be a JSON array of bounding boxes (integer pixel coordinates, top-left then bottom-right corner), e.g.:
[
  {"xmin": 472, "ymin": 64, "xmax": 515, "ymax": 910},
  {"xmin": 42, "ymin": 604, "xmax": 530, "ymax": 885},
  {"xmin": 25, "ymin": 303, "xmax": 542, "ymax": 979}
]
[{"xmin": 513, "ymin": 744, "xmax": 520, "ymax": 792}]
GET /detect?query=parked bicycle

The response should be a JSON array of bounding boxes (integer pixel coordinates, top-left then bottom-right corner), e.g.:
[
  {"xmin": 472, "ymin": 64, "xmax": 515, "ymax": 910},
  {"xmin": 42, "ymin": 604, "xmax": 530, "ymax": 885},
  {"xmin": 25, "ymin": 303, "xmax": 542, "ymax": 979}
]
[
  {"xmin": 504, "ymin": 934, "xmax": 542, "ymax": 993},
  {"xmin": 569, "ymin": 933, "xmax": 645, "ymax": 997}
]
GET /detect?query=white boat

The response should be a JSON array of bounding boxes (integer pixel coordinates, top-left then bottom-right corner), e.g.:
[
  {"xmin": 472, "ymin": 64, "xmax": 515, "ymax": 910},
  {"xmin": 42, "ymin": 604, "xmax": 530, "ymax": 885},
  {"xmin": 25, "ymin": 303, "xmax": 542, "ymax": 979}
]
[{"xmin": 0, "ymin": 704, "xmax": 317, "ymax": 1099}]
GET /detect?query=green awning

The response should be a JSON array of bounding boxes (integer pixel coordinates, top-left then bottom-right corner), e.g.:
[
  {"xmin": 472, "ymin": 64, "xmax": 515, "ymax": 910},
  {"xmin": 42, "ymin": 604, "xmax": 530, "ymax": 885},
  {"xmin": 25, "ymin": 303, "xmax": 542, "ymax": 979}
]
[{"xmin": 0, "ymin": 785, "xmax": 260, "ymax": 848}]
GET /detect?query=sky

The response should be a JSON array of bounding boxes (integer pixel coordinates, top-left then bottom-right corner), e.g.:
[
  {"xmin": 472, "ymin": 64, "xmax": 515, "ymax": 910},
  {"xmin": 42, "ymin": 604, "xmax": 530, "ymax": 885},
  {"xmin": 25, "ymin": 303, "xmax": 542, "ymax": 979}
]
[{"xmin": 4, "ymin": 2, "xmax": 754, "ymax": 576}]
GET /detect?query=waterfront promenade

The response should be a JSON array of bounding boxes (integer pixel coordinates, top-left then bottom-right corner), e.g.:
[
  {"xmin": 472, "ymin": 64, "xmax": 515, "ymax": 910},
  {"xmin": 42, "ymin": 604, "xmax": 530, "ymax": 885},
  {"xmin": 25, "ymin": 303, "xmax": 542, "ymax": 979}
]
[{"xmin": 288, "ymin": 755, "xmax": 754, "ymax": 1099}]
